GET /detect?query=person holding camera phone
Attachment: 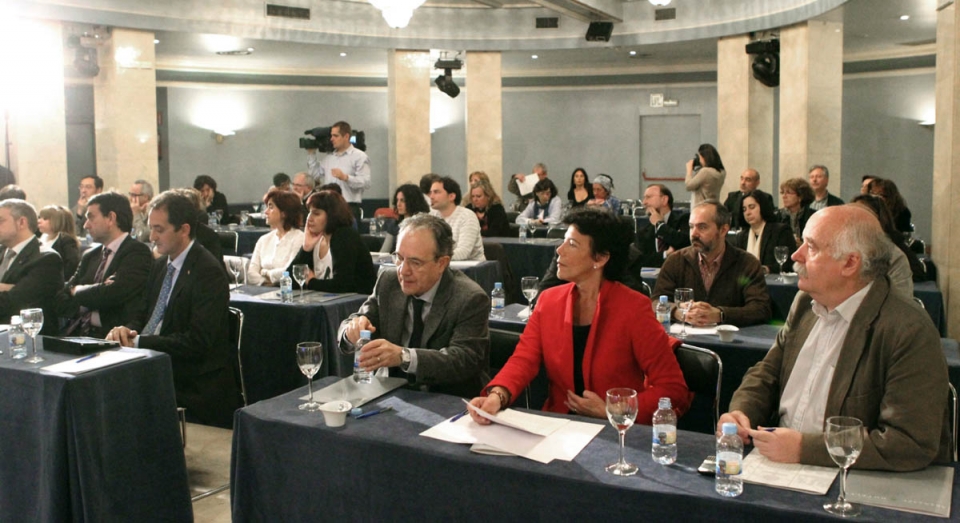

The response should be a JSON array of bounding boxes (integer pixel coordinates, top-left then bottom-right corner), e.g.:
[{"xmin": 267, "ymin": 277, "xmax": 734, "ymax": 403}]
[{"xmin": 685, "ymin": 143, "xmax": 726, "ymax": 207}]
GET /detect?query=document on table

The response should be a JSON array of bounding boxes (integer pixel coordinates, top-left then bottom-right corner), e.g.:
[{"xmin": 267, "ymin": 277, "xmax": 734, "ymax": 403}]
[
  {"xmin": 669, "ymin": 323, "xmax": 718, "ymax": 336},
  {"xmin": 40, "ymin": 349, "xmax": 148, "ymax": 375},
  {"xmin": 449, "ymin": 261, "xmax": 481, "ymax": 269},
  {"xmin": 259, "ymin": 290, "xmax": 355, "ymax": 303},
  {"xmin": 740, "ymin": 449, "xmax": 838, "ymax": 494},
  {"xmin": 515, "ymin": 175, "xmax": 538, "ymax": 196},
  {"xmin": 846, "ymin": 466, "xmax": 954, "ymax": 518}
]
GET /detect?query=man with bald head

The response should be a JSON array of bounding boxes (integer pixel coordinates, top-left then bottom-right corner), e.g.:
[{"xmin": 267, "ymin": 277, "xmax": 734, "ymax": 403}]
[
  {"xmin": 720, "ymin": 205, "xmax": 950, "ymax": 471},
  {"xmin": 724, "ymin": 168, "xmax": 774, "ymax": 230}
]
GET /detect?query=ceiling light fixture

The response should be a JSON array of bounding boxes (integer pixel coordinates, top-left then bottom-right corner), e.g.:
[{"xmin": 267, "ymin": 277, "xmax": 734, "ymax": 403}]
[
  {"xmin": 900, "ymin": 15, "xmax": 910, "ymax": 21},
  {"xmin": 531, "ymin": 54, "xmax": 538, "ymax": 59},
  {"xmin": 434, "ymin": 56, "xmax": 462, "ymax": 98},
  {"xmin": 340, "ymin": 52, "xmax": 347, "ymax": 57},
  {"xmin": 629, "ymin": 50, "xmax": 637, "ymax": 56},
  {"xmin": 368, "ymin": 0, "xmax": 426, "ymax": 29},
  {"xmin": 648, "ymin": 0, "xmax": 670, "ymax": 6},
  {"xmin": 153, "ymin": 39, "xmax": 159, "ymax": 44}
]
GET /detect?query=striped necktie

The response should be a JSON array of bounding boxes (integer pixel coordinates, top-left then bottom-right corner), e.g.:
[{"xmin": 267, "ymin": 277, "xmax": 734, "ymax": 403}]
[{"xmin": 142, "ymin": 264, "xmax": 177, "ymax": 336}]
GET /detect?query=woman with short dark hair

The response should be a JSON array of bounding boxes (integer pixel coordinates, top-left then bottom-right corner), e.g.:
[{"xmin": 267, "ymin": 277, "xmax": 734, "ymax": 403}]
[
  {"xmin": 867, "ymin": 178, "xmax": 913, "ymax": 235},
  {"xmin": 247, "ymin": 189, "xmax": 304, "ymax": 286},
  {"xmin": 517, "ymin": 178, "xmax": 562, "ymax": 226},
  {"xmin": 734, "ymin": 190, "xmax": 797, "ymax": 274},
  {"xmin": 685, "ymin": 143, "xmax": 726, "ymax": 206}
]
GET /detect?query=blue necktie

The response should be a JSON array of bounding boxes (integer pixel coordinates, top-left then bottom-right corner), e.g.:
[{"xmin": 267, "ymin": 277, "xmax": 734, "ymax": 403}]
[{"xmin": 142, "ymin": 264, "xmax": 176, "ymax": 336}]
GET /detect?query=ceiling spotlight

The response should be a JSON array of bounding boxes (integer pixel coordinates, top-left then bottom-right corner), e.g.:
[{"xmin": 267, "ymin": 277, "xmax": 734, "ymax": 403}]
[
  {"xmin": 340, "ymin": 52, "xmax": 347, "ymax": 57},
  {"xmin": 648, "ymin": 0, "xmax": 670, "ymax": 5},
  {"xmin": 153, "ymin": 39, "xmax": 159, "ymax": 44},
  {"xmin": 629, "ymin": 50, "xmax": 637, "ymax": 56},
  {"xmin": 435, "ymin": 69, "xmax": 460, "ymax": 98},
  {"xmin": 900, "ymin": 15, "xmax": 910, "ymax": 20},
  {"xmin": 531, "ymin": 54, "xmax": 538, "ymax": 59}
]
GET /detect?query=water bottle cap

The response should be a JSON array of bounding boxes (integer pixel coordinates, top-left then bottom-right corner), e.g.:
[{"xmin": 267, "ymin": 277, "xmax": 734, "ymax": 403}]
[
  {"xmin": 722, "ymin": 422, "xmax": 738, "ymax": 435},
  {"xmin": 659, "ymin": 295, "xmax": 668, "ymax": 303},
  {"xmin": 360, "ymin": 330, "xmax": 371, "ymax": 338},
  {"xmin": 283, "ymin": 271, "xmax": 290, "ymax": 277},
  {"xmin": 350, "ymin": 408, "xmax": 363, "ymax": 417},
  {"xmin": 494, "ymin": 282, "xmax": 502, "ymax": 289},
  {"xmin": 658, "ymin": 397, "xmax": 672, "ymax": 409}
]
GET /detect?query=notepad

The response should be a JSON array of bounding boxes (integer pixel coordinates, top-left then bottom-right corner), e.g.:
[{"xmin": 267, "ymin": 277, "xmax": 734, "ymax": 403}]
[
  {"xmin": 846, "ymin": 466, "xmax": 954, "ymax": 518},
  {"xmin": 40, "ymin": 349, "xmax": 148, "ymax": 375},
  {"xmin": 740, "ymin": 449, "xmax": 838, "ymax": 494}
]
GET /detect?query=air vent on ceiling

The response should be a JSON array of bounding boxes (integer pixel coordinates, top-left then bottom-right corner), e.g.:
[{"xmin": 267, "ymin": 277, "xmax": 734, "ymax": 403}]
[
  {"xmin": 654, "ymin": 8, "xmax": 676, "ymax": 21},
  {"xmin": 266, "ymin": 4, "xmax": 311, "ymax": 20},
  {"xmin": 536, "ymin": 17, "xmax": 559, "ymax": 29}
]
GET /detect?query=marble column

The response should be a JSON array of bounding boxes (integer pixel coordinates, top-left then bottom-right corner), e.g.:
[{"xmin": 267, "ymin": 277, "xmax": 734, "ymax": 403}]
[
  {"xmin": 465, "ymin": 52, "xmax": 503, "ymax": 189},
  {"xmin": 387, "ymin": 50, "xmax": 432, "ymax": 191},
  {"xmin": 716, "ymin": 35, "xmax": 775, "ymax": 198},
  {"xmin": 94, "ymin": 28, "xmax": 158, "ymax": 194},
  {"xmin": 778, "ymin": 20, "xmax": 843, "ymax": 193},
  {"xmin": 0, "ymin": 19, "xmax": 68, "ymax": 206},
  {"xmin": 932, "ymin": 1, "xmax": 959, "ymax": 337}
]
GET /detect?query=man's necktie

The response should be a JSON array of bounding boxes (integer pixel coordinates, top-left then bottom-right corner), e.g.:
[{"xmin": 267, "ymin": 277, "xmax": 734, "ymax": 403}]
[
  {"xmin": 408, "ymin": 298, "xmax": 425, "ymax": 348},
  {"xmin": 142, "ymin": 264, "xmax": 177, "ymax": 336},
  {"xmin": 0, "ymin": 249, "xmax": 15, "ymax": 281},
  {"xmin": 65, "ymin": 248, "xmax": 112, "ymax": 336},
  {"xmin": 655, "ymin": 223, "xmax": 666, "ymax": 253}
]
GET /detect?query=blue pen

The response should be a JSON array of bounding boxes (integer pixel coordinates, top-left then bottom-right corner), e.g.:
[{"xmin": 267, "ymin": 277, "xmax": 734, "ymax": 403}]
[
  {"xmin": 355, "ymin": 406, "xmax": 394, "ymax": 419},
  {"xmin": 76, "ymin": 352, "xmax": 100, "ymax": 363},
  {"xmin": 449, "ymin": 409, "xmax": 468, "ymax": 423}
]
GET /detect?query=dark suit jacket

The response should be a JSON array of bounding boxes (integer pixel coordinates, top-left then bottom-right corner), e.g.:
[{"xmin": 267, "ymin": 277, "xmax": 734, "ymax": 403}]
[
  {"xmin": 636, "ymin": 209, "xmax": 690, "ymax": 268},
  {"xmin": 60, "ymin": 235, "xmax": 152, "ymax": 337},
  {"xmin": 194, "ymin": 221, "xmax": 226, "ymax": 275},
  {"xmin": 466, "ymin": 203, "xmax": 511, "ymax": 238},
  {"xmin": 128, "ymin": 243, "xmax": 240, "ymax": 428},
  {"xmin": 0, "ymin": 238, "xmax": 63, "ymax": 335},
  {"xmin": 777, "ymin": 206, "xmax": 815, "ymax": 239},
  {"xmin": 733, "ymin": 222, "xmax": 798, "ymax": 274},
  {"xmin": 50, "ymin": 235, "xmax": 80, "ymax": 282},
  {"xmin": 724, "ymin": 189, "xmax": 775, "ymax": 229},
  {"xmin": 288, "ymin": 226, "xmax": 376, "ymax": 294},
  {"xmin": 338, "ymin": 268, "xmax": 490, "ymax": 398},
  {"xmin": 820, "ymin": 192, "xmax": 844, "ymax": 207},
  {"xmin": 729, "ymin": 277, "xmax": 950, "ymax": 470}
]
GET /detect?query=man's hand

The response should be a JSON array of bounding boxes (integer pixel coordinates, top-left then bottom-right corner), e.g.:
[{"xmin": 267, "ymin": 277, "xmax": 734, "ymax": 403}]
[
  {"xmin": 0, "ymin": 283, "xmax": 14, "ymax": 292},
  {"xmin": 718, "ymin": 411, "xmax": 752, "ymax": 444},
  {"xmin": 356, "ymin": 338, "xmax": 403, "ymax": 371},
  {"xmin": 330, "ymin": 168, "xmax": 348, "ymax": 182},
  {"xmin": 750, "ymin": 427, "xmax": 802, "ymax": 463},
  {"xmin": 513, "ymin": 173, "xmax": 526, "ymax": 183},
  {"xmin": 564, "ymin": 390, "xmax": 605, "ymax": 418},
  {"xmin": 647, "ymin": 206, "xmax": 663, "ymax": 225},
  {"xmin": 343, "ymin": 315, "xmax": 375, "ymax": 345},
  {"xmin": 105, "ymin": 326, "xmax": 137, "ymax": 346},
  {"xmin": 685, "ymin": 301, "xmax": 721, "ymax": 326}
]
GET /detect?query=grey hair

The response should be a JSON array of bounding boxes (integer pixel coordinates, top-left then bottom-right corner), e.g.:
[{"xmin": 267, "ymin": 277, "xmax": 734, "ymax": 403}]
[
  {"xmin": 0, "ymin": 198, "xmax": 37, "ymax": 233},
  {"xmin": 134, "ymin": 179, "xmax": 154, "ymax": 199},
  {"xmin": 809, "ymin": 164, "xmax": 830, "ymax": 179},
  {"xmin": 398, "ymin": 213, "xmax": 454, "ymax": 259},
  {"xmin": 693, "ymin": 199, "xmax": 731, "ymax": 228},
  {"xmin": 294, "ymin": 171, "xmax": 316, "ymax": 189},
  {"xmin": 534, "ymin": 162, "xmax": 548, "ymax": 175},
  {"xmin": 830, "ymin": 217, "xmax": 892, "ymax": 283}
]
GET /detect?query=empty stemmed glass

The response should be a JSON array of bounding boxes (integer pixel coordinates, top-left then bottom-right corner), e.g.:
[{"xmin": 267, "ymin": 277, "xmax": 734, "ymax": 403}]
[
  {"xmin": 292, "ymin": 264, "xmax": 309, "ymax": 302},
  {"xmin": 376, "ymin": 217, "xmax": 386, "ymax": 237},
  {"xmin": 674, "ymin": 288, "xmax": 693, "ymax": 339},
  {"xmin": 521, "ymin": 276, "xmax": 539, "ymax": 320},
  {"xmin": 605, "ymin": 388, "xmax": 639, "ymax": 476},
  {"xmin": 228, "ymin": 259, "xmax": 244, "ymax": 292},
  {"xmin": 774, "ymin": 246, "xmax": 790, "ymax": 282},
  {"xmin": 239, "ymin": 210, "xmax": 249, "ymax": 229},
  {"xmin": 21, "ymin": 308, "xmax": 44, "ymax": 363},
  {"xmin": 296, "ymin": 342, "xmax": 323, "ymax": 411},
  {"xmin": 823, "ymin": 416, "xmax": 864, "ymax": 517},
  {"xmin": 527, "ymin": 220, "xmax": 539, "ymax": 239}
]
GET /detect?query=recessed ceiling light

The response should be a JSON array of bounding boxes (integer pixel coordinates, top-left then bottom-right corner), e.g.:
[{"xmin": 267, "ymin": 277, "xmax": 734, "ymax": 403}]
[
  {"xmin": 629, "ymin": 50, "xmax": 637, "ymax": 56},
  {"xmin": 247, "ymin": 47, "xmax": 255, "ymax": 52},
  {"xmin": 531, "ymin": 54, "xmax": 538, "ymax": 59},
  {"xmin": 340, "ymin": 52, "xmax": 347, "ymax": 57},
  {"xmin": 153, "ymin": 39, "xmax": 159, "ymax": 44},
  {"xmin": 900, "ymin": 15, "xmax": 910, "ymax": 21}
]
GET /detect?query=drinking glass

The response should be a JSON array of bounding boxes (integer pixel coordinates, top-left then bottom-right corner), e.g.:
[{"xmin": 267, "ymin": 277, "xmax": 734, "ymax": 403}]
[
  {"xmin": 292, "ymin": 264, "xmax": 309, "ymax": 302},
  {"xmin": 240, "ymin": 210, "xmax": 249, "ymax": 229},
  {"xmin": 521, "ymin": 276, "xmax": 539, "ymax": 321},
  {"xmin": 21, "ymin": 308, "xmax": 44, "ymax": 363},
  {"xmin": 376, "ymin": 217, "xmax": 385, "ymax": 236},
  {"xmin": 605, "ymin": 388, "xmax": 639, "ymax": 476},
  {"xmin": 674, "ymin": 288, "xmax": 693, "ymax": 339},
  {"xmin": 774, "ymin": 246, "xmax": 790, "ymax": 282},
  {"xmin": 296, "ymin": 342, "xmax": 323, "ymax": 411},
  {"xmin": 214, "ymin": 209, "xmax": 223, "ymax": 223},
  {"xmin": 527, "ymin": 220, "xmax": 538, "ymax": 239},
  {"xmin": 228, "ymin": 259, "xmax": 244, "ymax": 292},
  {"xmin": 823, "ymin": 416, "xmax": 864, "ymax": 517}
]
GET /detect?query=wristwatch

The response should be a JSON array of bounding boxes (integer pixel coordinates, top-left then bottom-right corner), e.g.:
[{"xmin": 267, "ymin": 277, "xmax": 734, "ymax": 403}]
[{"xmin": 400, "ymin": 348, "xmax": 411, "ymax": 371}]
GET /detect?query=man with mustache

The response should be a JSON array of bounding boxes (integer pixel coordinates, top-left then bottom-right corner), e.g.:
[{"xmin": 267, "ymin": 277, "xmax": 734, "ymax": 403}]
[
  {"xmin": 718, "ymin": 205, "xmax": 949, "ymax": 470},
  {"xmin": 652, "ymin": 200, "xmax": 770, "ymax": 327}
]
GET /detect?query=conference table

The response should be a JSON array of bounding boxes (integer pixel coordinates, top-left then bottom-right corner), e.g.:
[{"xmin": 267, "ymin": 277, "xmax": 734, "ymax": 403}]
[
  {"xmin": 231, "ymin": 379, "xmax": 958, "ymax": 521},
  {"xmin": 0, "ymin": 344, "xmax": 191, "ymax": 522}
]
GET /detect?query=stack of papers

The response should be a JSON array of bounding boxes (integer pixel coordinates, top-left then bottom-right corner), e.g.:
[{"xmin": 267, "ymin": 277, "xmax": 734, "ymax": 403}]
[
  {"xmin": 420, "ymin": 400, "xmax": 603, "ymax": 464},
  {"xmin": 846, "ymin": 466, "xmax": 954, "ymax": 518},
  {"xmin": 669, "ymin": 323, "xmax": 719, "ymax": 336},
  {"xmin": 40, "ymin": 349, "xmax": 148, "ymax": 375},
  {"xmin": 740, "ymin": 450, "xmax": 838, "ymax": 494}
]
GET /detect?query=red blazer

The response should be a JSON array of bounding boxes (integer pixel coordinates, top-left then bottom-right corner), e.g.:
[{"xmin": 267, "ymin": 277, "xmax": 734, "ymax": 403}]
[{"xmin": 489, "ymin": 280, "xmax": 692, "ymax": 424}]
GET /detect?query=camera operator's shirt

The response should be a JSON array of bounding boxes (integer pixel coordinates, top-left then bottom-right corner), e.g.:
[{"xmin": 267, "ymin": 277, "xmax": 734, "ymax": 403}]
[{"xmin": 307, "ymin": 146, "xmax": 372, "ymax": 204}]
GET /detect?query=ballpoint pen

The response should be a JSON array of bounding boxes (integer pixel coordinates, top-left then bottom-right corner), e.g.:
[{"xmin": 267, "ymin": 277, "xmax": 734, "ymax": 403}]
[
  {"xmin": 449, "ymin": 409, "xmax": 468, "ymax": 423},
  {"xmin": 355, "ymin": 406, "xmax": 394, "ymax": 419},
  {"xmin": 76, "ymin": 352, "xmax": 101, "ymax": 363}
]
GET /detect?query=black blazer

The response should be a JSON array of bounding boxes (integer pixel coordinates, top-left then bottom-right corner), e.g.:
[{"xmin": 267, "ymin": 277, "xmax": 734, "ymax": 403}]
[
  {"xmin": 288, "ymin": 226, "xmax": 376, "ymax": 295},
  {"xmin": 50, "ymin": 235, "xmax": 80, "ymax": 282},
  {"xmin": 734, "ymin": 221, "xmax": 798, "ymax": 274},
  {"xmin": 207, "ymin": 191, "xmax": 230, "ymax": 224},
  {"xmin": 777, "ymin": 206, "xmax": 815, "ymax": 239},
  {"xmin": 129, "ymin": 243, "xmax": 240, "ymax": 428},
  {"xmin": 60, "ymin": 235, "xmax": 152, "ymax": 337},
  {"xmin": 724, "ymin": 189, "xmax": 775, "ymax": 230},
  {"xmin": 636, "ymin": 209, "xmax": 690, "ymax": 268},
  {"xmin": 466, "ymin": 203, "xmax": 511, "ymax": 237},
  {"xmin": 0, "ymin": 238, "xmax": 63, "ymax": 335}
]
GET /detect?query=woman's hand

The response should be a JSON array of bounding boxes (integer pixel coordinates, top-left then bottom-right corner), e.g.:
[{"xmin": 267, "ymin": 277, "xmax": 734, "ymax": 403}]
[
  {"xmin": 686, "ymin": 158, "xmax": 695, "ymax": 175},
  {"xmin": 303, "ymin": 226, "xmax": 323, "ymax": 252},
  {"xmin": 565, "ymin": 390, "xmax": 605, "ymax": 418},
  {"xmin": 468, "ymin": 393, "xmax": 502, "ymax": 425}
]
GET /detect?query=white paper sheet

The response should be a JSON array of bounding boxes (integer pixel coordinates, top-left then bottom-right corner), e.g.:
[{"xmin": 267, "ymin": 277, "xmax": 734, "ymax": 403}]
[
  {"xmin": 669, "ymin": 323, "xmax": 719, "ymax": 336},
  {"xmin": 740, "ymin": 449, "xmax": 838, "ymax": 495},
  {"xmin": 40, "ymin": 349, "xmax": 148, "ymax": 375},
  {"xmin": 465, "ymin": 400, "xmax": 568, "ymax": 436},
  {"xmin": 516, "ymin": 175, "xmax": 539, "ymax": 196},
  {"xmin": 449, "ymin": 261, "xmax": 481, "ymax": 269}
]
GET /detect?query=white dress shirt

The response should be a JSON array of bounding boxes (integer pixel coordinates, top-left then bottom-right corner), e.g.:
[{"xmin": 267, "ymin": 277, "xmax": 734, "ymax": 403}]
[
  {"xmin": 247, "ymin": 228, "xmax": 305, "ymax": 285},
  {"xmin": 307, "ymin": 146, "xmax": 372, "ymax": 204}
]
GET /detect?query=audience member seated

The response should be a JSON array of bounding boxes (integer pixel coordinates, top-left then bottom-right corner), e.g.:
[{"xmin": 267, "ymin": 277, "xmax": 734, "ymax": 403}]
[
  {"xmin": 653, "ymin": 201, "xmax": 770, "ymax": 327},
  {"xmin": 808, "ymin": 164, "xmax": 844, "ymax": 210},
  {"xmin": 637, "ymin": 184, "xmax": 689, "ymax": 268},
  {"xmin": 286, "ymin": 190, "xmax": 376, "ymax": 294},
  {"xmin": 38, "ymin": 205, "xmax": 80, "ymax": 280},
  {"xmin": 720, "ymin": 205, "xmax": 949, "ymax": 471},
  {"xmin": 860, "ymin": 175, "xmax": 876, "ymax": 196},
  {"xmin": 107, "ymin": 191, "xmax": 241, "ymax": 428},
  {"xmin": 470, "ymin": 208, "xmax": 691, "ymax": 423},
  {"xmin": 507, "ymin": 162, "xmax": 548, "ymax": 212},
  {"xmin": 60, "ymin": 192, "xmax": 152, "ymax": 337},
  {"xmin": 685, "ymin": 143, "xmax": 726, "ymax": 207},
  {"xmin": 419, "ymin": 173, "xmax": 441, "ymax": 208},
  {"xmin": 724, "ymin": 168, "xmax": 774, "ymax": 230},
  {"xmin": 272, "ymin": 172, "xmax": 292, "ymax": 191},
  {"xmin": 128, "ymin": 179, "xmax": 154, "ymax": 242},
  {"xmin": 733, "ymin": 191, "xmax": 797, "ymax": 275},
  {"xmin": 385, "ymin": 183, "xmax": 430, "ymax": 238},
  {"xmin": 428, "ymin": 177, "xmax": 485, "ymax": 261},
  {"xmin": 338, "ymin": 213, "xmax": 490, "ymax": 398},
  {"xmin": 867, "ymin": 178, "xmax": 913, "ymax": 235},
  {"xmin": 171, "ymin": 188, "xmax": 225, "ymax": 272},
  {"xmin": 74, "ymin": 175, "xmax": 103, "ymax": 234},
  {"xmin": 516, "ymin": 178, "xmax": 562, "ymax": 226},
  {"xmin": 466, "ymin": 179, "xmax": 511, "ymax": 237},
  {"xmin": 291, "ymin": 171, "xmax": 318, "ymax": 219},
  {"xmin": 193, "ymin": 174, "xmax": 229, "ymax": 224},
  {"xmin": 851, "ymin": 194, "xmax": 926, "ymax": 298},
  {"xmin": 0, "ymin": 199, "xmax": 63, "ymax": 335},
  {"xmin": 777, "ymin": 177, "xmax": 816, "ymax": 244},
  {"xmin": 586, "ymin": 174, "xmax": 621, "ymax": 215},
  {"xmin": 247, "ymin": 189, "xmax": 304, "ymax": 286},
  {"xmin": 567, "ymin": 167, "xmax": 593, "ymax": 208},
  {"xmin": 0, "ymin": 184, "xmax": 26, "ymax": 201}
]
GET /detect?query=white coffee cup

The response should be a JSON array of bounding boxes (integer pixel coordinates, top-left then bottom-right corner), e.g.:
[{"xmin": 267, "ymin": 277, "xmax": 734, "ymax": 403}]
[
  {"xmin": 716, "ymin": 324, "xmax": 739, "ymax": 343},
  {"xmin": 319, "ymin": 400, "xmax": 353, "ymax": 427}
]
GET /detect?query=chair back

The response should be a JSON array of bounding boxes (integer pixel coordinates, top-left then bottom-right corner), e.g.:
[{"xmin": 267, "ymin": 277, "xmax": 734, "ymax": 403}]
[
  {"xmin": 488, "ymin": 328, "xmax": 548, "ymax": 410},
  {"xmin": 218, "ymin": 231, "xmax": 239, "ymax": 256},
  {"xmin": 913, "ymin": 297, "xmax": 926, "ymax": 310},
  {"xmin": 483, "ymin": 241, "xmax": 519, "ymax": 303},
  {"xmin": 228, "ymin": 306, "xmax": 247, "ymax": 406},
  {"xmin": 361, "ymin": 234, "xmax": 385, "ymax": 252},
  {"xmin": 675, "ymin": 343, "xmax": 722, "ymax": 434},
  {"xmin": 950, "ymin": 383, "xmax": 958, "ymax": 462},
  {"xmin": 374, "ymin": 208, "xmax": 398, "ymax": 219},
  {"xmin": 546, "ymin": 226, "xmax": 565, "ymax": 239}
]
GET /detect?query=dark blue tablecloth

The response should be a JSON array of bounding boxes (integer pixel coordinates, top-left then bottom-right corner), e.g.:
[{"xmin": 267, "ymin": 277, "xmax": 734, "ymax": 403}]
[
  {"xmin": 232, "ymin": 380, "xmax": 958, "ymax": 521},
  {"xmin": 236, "ymin": 227, "xmax": 271, "ymax": 256},
  {"xmin": 0, "ymin": 347, "xmax": 191, "ymax": 522}
]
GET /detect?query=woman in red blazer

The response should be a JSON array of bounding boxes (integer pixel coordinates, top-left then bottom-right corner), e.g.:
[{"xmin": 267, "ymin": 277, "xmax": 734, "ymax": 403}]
[{"xmin": 470, "ymin": 208, "xmax": 691, "ymax": 424}]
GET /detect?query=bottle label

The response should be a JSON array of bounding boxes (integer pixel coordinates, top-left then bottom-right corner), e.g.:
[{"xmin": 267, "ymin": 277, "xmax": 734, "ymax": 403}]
[
  {"xmin": 652, "ymin": 424, "xmax": 676, "ymax": 445},
  {"xmin": 716, "ymin": 451, "xmax": 742, "ymax": 476},
  {"xmin": 491, "ymin": 298, "xmax": 505, "ymax": 309}
]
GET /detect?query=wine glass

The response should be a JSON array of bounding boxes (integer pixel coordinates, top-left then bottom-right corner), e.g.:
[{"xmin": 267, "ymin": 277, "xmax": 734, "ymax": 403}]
[
  {"xmin": 228, "ymin": 259, "xmax": 244, "ymax": 292},
  {"xmin": 674, "ymin": 288, "xmax": 693, "ymax": 339},
  {"xmin": 521, "ymin": 276, "xmax": 539, "ymax": 321},
  {"xmin": 292, "ymin": 264, "xmax": 309, "ymax": 302},
  {"xmin": 774, "ymin": 246, "xmax": 790, "ymax": 282},
  {"xmin": 527, "ymin": 220, "xmax": 538, "ymax": 239},
  {"xmin": 823, "ymin": 416, "xmax": 864, "ymax": 517},
  {"xmin": 239, "ymin": 210, "xmax": 249, "ymax": 229},
  {"xmin": 605, "ymin": 388, "xmax": 639, "ymax": 476},
  {"xmin": 296, "ymin": 342, "xmax": 323, "ymax": 411},
  {"xmin": 376, "ymin": 217, "xmax": 386, "ymax": 237},
  {"xmin": 21, "ymin": 308, "xmax": 44, "ymax": 363},
  {"xmin": 214, "ymin": 209, "xmax": 223, "ymax": 224}
]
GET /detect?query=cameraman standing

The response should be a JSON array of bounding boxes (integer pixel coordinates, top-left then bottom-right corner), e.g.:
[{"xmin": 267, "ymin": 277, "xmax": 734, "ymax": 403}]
[{"xmin": 307, "ymin": 121, "xmax": 371, "ymax": 222}]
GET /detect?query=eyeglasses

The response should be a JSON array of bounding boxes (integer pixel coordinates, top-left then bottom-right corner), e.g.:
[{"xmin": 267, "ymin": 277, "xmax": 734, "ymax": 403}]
[
  {"xmin": 128, "ymin": 192, "xmax": 145, "ymax": 199},
  {"xmin": 391, "ymin": 253, "xmax": 438, "ymax": 271}
]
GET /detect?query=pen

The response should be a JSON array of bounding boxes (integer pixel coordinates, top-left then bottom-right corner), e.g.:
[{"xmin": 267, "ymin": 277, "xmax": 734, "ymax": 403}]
[
  {"xmin": 449, "ymin": 409, "xmax": 468, "ymax": 423},
  {"xmin": 355, "ymin": 406, "xmax": 394, "ymax": 419},
  {"xmin": 76, "ymin": 352, "xmax": 100, "ymax": 363},
  {"xmin": 761, "ymin": 427, "xmax": 776, "ymax": 432}
]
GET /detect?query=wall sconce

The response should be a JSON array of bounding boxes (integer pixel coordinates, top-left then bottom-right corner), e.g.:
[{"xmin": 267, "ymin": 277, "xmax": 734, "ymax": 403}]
[{"xmin": 211, "ymin": 130, "xmax": 236, "ymax": 144}]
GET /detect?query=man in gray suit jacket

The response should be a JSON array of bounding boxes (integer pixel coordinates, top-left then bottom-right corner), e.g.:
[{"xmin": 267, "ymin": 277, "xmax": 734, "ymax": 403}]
[
  {"xmin": 720, "ymin": 205, "xmax": 949, "ymax": 471},
  {"xmin": 339, "ymin": 213, "xmax": 490, "ymax": 398}
]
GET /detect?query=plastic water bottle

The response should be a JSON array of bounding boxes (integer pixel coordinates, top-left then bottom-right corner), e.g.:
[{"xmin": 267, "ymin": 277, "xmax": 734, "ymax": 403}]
[
  {"xmin": 519, "ymin": 226, "xmax": 527, "ymax": 243},
  {"xmin": 656, "ymin": 296, "xmax": 671, "ymax": 333},
  {"xmin": 490, "ymin": 282, "xmax": 505, "ymax": 318},
  {"xmin": 651, "ymin": 397, "xmax": 677, "ymax": 464},
  {"xmin": 716, "ymin": 422, "xmax": 744, "ymax": 497},
  {"xmin": 280, "ymin": 271, "xmax": 294, "ymax": 303},
  {"xmin": 354, "ymin": 330, "xmax": 373, "ymax": 384},
  {"xmin": 9, "ymin": 315, "xmax": 26, "ymax": 359}
]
